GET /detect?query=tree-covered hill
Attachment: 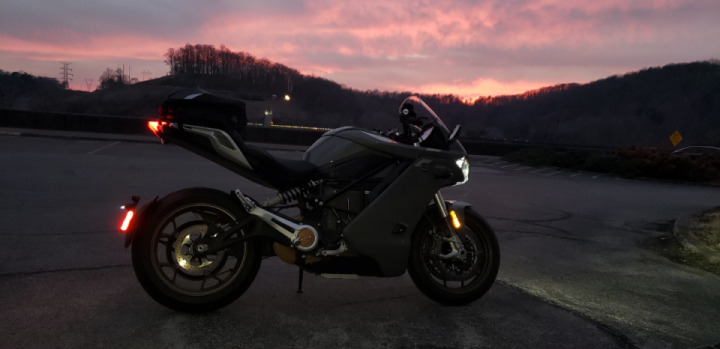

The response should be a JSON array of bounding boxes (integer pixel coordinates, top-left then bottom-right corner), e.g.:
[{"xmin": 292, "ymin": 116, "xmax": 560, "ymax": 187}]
[
  {"xmin": 1, "ymin": 46, "xmax": 718, "ymax": 148},
  {"xmin": 467, "ymin": 61, "xmax": 720, "ymax": 147}
]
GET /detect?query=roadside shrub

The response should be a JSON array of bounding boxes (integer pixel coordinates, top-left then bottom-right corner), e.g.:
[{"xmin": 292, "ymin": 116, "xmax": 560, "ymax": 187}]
[
  {"xmin": 503, "ymin": 146, "xmax": 720, "ymax": 184},
  {"xmin": 584, "ymin": 155, "xmax": 646, "ymax": 178},
  {"xmin": 548, "ymin": 151, "xmax": 584, "ymax": 169},
  {"xmin": 502, "ymin": 148, "xmax": 558, "ymax": 167},
  {"xmin": 615, "ymin": 147, "xmax": 720, "ymax": 183}
]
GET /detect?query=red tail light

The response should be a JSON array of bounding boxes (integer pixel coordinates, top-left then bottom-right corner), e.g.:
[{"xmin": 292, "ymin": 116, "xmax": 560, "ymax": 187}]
[
  {"xmin": 120, "ymin": 210, "xmax": 134, "ymax": 232},
  {"xmin": 148, "ymin": 121, "xmax": 160, "ymax": 134},
  {"xmin": 148, "ymin": 120, "xmax": 168, "ymax": 136},
  {"xmin": 120, "ymin": 195, "xmax": 140, "ymax": 233}
]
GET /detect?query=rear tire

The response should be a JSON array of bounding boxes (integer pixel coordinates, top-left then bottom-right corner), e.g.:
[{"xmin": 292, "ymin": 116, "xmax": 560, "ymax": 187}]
[
  {"xmin": 131, "ymin": 188, "xmax": 261, "ymax": 312},
  {"xmin": 408, "ymin": 207, "xmax": 499, "ymax": 305}
]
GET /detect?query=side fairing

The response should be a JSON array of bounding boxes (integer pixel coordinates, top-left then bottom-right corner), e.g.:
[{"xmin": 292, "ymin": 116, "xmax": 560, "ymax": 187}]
[
  {"xmin": 303, "ymin": 127, "xmax": 467, "ymax": 276},
  {"xmin": 341, "ymin": 158, "xmax": 448, "ymax": 276},
  {"xmin": 304, "ymin": 127, "xmax": 397, "ymax": 180},
  {"xmin": 305, "ymin": 127, "xmax": 464, "ymax": 168},
  {"xmin": 304, "ymin": 127, "xmax": 386, "ymax": 166}
]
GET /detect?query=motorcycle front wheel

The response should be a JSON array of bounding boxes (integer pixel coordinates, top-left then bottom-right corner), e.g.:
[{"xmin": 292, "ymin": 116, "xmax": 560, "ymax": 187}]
[
  {"xmin": 408, "ymin": 207, "xmax": 500, "ymax": 305},
  {"xmin": 131, "ymin": 188, "xmax": 261, "ymax": 312}
]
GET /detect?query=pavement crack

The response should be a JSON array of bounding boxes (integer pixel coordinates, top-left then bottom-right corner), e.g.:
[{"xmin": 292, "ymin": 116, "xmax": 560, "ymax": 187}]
[
  {"xmin": 0, "ymin": 264, "xmax": 131, "ymax": 279},
  {"xmin": 496, "ymin": 279, "xmax": 640, "ymax": 349},
  {"xmin": 509, "ymin": 230, "xmax": 595, "ymax": 243},
  {"xmin": 0, "ymin": 230, "xmax": 116, "ymax": 236},
  {"xmin": 330, "ymin": 293, "xmax": 419, "ymax": 309},
  {"xmin": 488, "ymin": 211, "xmax": 580, "ymax": 240}
]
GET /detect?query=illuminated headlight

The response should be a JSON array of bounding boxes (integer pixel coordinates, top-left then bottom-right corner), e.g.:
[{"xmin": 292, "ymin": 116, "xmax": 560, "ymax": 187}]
[{"xmin": 455, "ymin": 157, "xmax": 470, "ymax": 185}]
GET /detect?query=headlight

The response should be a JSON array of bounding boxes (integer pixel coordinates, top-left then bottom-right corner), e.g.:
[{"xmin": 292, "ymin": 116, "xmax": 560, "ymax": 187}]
[{"xmin": 455, "ymin": 157, "xmax": 470, "ymax": 185}]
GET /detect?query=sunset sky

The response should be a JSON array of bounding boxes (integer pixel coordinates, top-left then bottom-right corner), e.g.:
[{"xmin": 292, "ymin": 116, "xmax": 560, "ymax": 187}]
[{"xmin": 1, "ymin": 0, "xmax": 718, "ymax": 99}]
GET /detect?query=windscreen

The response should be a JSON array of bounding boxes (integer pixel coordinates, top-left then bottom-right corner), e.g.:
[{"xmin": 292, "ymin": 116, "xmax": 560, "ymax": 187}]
[{"xmin": 398, "ymin": 96, "xmax": 463, "ymax": 152}]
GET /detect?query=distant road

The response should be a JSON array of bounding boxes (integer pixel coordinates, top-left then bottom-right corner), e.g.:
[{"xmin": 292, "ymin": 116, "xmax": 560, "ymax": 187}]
[{"xmin": 1, "ymin": 132, "xmax": 719, "ymax": 348}]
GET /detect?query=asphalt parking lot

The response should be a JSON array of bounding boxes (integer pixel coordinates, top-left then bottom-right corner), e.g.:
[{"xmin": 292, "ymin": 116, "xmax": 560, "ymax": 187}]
[{"xmin": 1, "ymin": 130, "xmax": 719, "ymax": 348}]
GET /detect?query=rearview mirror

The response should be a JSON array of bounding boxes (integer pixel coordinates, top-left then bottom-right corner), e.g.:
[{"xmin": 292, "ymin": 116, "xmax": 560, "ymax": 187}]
[{"xmin": 448, "ymin": 125, "xmax": 462, "ymax": 143}]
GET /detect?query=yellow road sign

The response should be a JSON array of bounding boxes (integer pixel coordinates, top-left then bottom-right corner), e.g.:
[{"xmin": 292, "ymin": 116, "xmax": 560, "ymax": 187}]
[{"xmin": 669, "ymin": 130, "xmax": 683, "ymax": 146}]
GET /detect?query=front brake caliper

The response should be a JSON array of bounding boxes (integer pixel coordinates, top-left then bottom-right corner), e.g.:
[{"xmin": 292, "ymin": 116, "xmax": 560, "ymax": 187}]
[{"xmin": 439, "ymin": 234, "xmax": 466, "ymax": 260}]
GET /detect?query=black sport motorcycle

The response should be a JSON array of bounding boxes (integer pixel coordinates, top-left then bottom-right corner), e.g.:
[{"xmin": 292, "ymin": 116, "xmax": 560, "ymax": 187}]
[{"xmin": 119, "ymin": 91, "xmax": 499, "ymax": 312}]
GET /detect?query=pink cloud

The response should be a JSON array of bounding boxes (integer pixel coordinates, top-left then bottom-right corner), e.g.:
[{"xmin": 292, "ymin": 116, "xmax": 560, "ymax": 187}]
[
  {"xmin": 0, "ymin": 34, "xmax": 172, "ymax": 62},
  {"xmin": 1, "ymin": 0, "xmax": 718, "ymax": 97}
]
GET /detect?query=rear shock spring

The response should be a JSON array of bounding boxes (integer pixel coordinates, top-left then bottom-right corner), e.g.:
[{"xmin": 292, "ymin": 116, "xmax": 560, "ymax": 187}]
[{"xmin": 262, "ymin": 180, "xmax": 323, "ymax": 207}]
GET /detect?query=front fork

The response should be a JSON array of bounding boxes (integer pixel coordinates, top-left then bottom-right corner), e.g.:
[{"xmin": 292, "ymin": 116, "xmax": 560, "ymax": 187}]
[{"xmin": 433, "ymin": 192, "xmax": 466, "ymax": 261}]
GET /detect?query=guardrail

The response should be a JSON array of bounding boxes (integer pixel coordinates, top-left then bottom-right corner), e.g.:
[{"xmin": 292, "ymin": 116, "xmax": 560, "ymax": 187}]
[
  {"xmin": 0, "ymin": 109, "xmax": 323, "ymax": 146},
  {"xmin": 0, "ymin": 109, "xmax": 612, "ymax": 155}
]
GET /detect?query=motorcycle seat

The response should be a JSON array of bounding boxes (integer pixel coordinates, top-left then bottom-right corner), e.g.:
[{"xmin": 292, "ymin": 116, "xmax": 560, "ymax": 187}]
[
  {"xmin": 159, "ymin": 89, "xmax": 318, "ymax": 189},
  {"xmin": 240, "ymin": 143, "xmax": 317, "ymax": 189}
]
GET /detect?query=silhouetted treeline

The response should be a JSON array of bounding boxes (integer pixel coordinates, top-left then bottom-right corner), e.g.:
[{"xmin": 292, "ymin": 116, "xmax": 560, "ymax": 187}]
[
  {"xmin": 461, "ymin": 61, "xmax": 720, "ymax": 147},
  {"xmin": 97, "ymin": 67, "xmax": 139, "ymax": 90},
  {"xmin": 159, "ymin": 45, "xmax": 720, "ymax": 147},
  {"xmin": 0, "ymin": 70, "xmax": 69, "ymax": 110},
  {"xmin": 165, "ymin": 44, "xmax": 299, "ymax": 93},
  {"xmin": 160, "ymin": 44, "xmax": 471, "ymax": 129},
  {"xmin": 2, "ymin": 55, "xmax": 719, "ymax": 148}
]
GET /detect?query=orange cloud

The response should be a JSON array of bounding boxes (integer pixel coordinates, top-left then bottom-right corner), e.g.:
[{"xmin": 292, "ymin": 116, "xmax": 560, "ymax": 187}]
[{"xmin": 410, "ymin": 78, "xmax": 550, "ymax": 101}]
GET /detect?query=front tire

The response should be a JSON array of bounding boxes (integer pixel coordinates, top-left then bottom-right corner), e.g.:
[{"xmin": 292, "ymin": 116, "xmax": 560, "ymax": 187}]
[
  {"xmin": 131, "ymin": 188, "xmax": 261, "ymax": 312},
  {"xmin": 408, "ymin": 207, "xmax": 499, "ymax": 305}
]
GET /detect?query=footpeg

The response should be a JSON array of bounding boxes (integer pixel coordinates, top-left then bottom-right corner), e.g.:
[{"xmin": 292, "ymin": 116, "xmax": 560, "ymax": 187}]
[
  {"xmin": 320, "ymin": 241, "xmax": 348, "ymax": 256},
  {"xmin": 234, "ymin": 189, "xmax": 319, "ymax": 252}
]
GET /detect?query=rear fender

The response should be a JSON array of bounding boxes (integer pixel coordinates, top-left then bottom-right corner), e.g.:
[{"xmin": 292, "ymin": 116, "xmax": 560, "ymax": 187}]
[{"xmin": 123, "ymin": 196, "xmax": 160, "ymax": 248}]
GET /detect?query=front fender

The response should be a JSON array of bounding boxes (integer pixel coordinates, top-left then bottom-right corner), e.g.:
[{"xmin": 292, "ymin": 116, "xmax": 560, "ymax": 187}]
[
  {"xmin": 123, "ymin": 196, "xmax": 160, "ymax": 248},
  {"xmin": 445, "ymin": 200, "xmax": 472, "ymax": 224},
  {"xmin": 419, "ymin": 200, "xmax": 473, "ymax": 229}
]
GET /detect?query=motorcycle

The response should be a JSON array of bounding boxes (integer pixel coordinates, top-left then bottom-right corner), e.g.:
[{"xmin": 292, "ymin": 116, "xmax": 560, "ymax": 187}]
[{"xmin": 119, "ymin": 90, "xmax": 500, "ymax": 312}]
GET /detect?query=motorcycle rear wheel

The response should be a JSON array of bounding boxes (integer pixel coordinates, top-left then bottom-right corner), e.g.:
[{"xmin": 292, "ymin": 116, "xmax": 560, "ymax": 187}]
[
  {"xmin": 131, "ymin": 188, "xmax": 261, "ymax": 312},
  {"xmin": 408, "ymin": 207, "xmax": 499, "ymax": 305}
]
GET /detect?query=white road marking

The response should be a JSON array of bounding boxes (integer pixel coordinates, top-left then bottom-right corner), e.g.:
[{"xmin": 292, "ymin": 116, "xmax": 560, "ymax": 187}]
[
  {"xmin": 0, "ymin": 130, "xmax": 21, "ymax": 137},
  {"xmin": 88, "ymin": 141, "xmax": 120, "ymax": 155}
]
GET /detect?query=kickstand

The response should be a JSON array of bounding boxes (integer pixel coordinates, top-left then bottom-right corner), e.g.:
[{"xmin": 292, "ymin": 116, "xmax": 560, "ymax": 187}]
[{"xmin": 297, "ymin": 267, "xmax": 304, "ymax": 294}]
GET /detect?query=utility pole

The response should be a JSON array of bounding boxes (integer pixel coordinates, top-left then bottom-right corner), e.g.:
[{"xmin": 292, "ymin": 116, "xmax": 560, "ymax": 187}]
[
  {"xmin": 141, "ymin": 70, "xmax": 152, "ymax": 81},
  {"xmin": 60, "ymin": 62, "xmax": 73, "ymax": 89},
  {"xmin": 85, "ymin": 78, "xmax": 94, "ymax": 92}
]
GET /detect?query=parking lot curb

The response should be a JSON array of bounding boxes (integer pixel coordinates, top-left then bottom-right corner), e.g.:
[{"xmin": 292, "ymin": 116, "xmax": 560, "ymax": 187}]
[{"xmin": 673, "ymin": 212, "xmax": 720, "ymax": 263}]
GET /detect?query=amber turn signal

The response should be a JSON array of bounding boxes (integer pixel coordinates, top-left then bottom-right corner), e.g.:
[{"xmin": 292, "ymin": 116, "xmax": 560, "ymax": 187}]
[{"xmin": 449, "ymin": 210, "xmax": 461, "ymax": 229}]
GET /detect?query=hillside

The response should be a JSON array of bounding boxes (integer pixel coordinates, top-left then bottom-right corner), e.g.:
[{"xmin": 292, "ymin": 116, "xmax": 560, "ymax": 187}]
[
  {"xmin": 467, "ymin": 62, "xmax": 720, "ymax": 147},
  {"xmin": 1, "ymin": 53, "xmax": 719, "ymax": 148}
]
